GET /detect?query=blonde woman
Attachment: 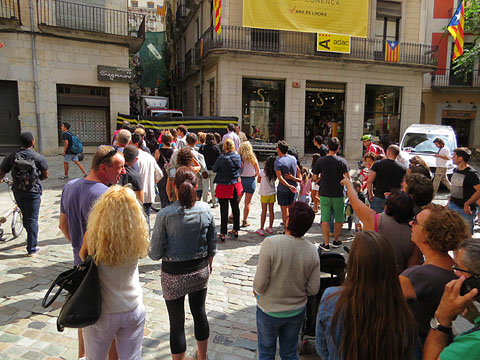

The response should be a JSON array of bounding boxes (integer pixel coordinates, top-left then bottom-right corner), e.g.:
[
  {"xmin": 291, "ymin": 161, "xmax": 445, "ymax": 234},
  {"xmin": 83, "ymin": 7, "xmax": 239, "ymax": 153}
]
[
  {"xmin": 79, "ymin": 185, "xmax": 149, "ymax": 360},
  {"xmin": 238, "ymin": 141, "xmax": 259, "ymax": 227}
]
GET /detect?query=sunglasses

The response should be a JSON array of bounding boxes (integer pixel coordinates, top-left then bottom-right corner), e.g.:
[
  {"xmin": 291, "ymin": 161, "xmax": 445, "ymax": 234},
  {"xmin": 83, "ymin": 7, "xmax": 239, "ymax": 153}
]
[
  {"xmin": 452, "ymin": 265, "xmax": 480, "ymax": 277},
  {"xmin": 96, "ymin": 148, "xmax": 117, "ymax": 167},
  {"xmin": 411, "ymin": 214, "xmax": 424, "ymax": 227}
]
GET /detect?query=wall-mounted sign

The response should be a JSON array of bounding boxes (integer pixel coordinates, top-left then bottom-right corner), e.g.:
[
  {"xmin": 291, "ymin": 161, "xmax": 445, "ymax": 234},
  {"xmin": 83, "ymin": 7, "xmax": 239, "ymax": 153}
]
[
  {"xmin": 443, "ymin": 110, "xmax": 476, "ymax": 120},
  {"xmin": 292, "ymin": 82, "xmax": 300, "ymax": 88},
  {"xmin": 317, "ymin": 33, "xmax": 351, "ymax": 54},
  {"xmin": 97, "ymin": 65, "xmax": 133, "ymax": 83}
]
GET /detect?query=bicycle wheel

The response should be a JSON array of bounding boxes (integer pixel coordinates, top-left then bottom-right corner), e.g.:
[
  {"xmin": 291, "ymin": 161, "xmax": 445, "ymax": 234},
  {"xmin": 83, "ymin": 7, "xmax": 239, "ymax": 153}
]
[{"xmin": 12, "ymin": 208, "xmax": 23, "ymax": 239}]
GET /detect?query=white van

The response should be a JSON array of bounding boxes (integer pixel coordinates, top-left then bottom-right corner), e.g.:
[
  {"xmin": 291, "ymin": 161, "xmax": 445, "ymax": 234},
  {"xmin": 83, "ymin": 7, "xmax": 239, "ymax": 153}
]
[{"xmin": 399, "ymin": 124, "xmax": 457, "ymax": 175}]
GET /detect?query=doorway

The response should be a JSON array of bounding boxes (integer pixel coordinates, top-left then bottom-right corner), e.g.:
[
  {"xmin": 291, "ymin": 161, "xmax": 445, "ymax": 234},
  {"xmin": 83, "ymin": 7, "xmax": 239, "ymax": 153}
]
[
  {"xmin": 441, "ymin": 110, "xmax": 476, "ymax": 147},
  {"xmin": 304, "ymin": 82, "xmax": 345, "ymax": 154},
  {"xmin": 0, "ymin": 81, "xmax": 21, "ymax": 153}
]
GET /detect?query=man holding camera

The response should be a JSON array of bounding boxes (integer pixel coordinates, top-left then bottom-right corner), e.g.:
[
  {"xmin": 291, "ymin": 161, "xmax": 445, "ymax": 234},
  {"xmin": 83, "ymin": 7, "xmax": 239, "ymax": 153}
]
[{"xmin": 423, "ymin": 237, "xmax": 480, "ymax": 360}]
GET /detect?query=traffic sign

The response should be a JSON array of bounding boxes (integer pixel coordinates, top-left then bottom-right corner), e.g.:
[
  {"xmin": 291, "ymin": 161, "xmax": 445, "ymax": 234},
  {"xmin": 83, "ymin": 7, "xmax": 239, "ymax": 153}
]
[{"xmin": 317, "ymin": 33, "xmax": 351, "ymax": 54}]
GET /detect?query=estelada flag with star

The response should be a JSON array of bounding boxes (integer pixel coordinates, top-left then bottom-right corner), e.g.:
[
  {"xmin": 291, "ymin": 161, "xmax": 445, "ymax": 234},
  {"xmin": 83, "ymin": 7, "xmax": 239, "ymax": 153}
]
[
  {"xmin": 448, "ymin": 0, "xmax": 464, "ymax": 61},
  {"xmin": 385, "ymin": 40, "xmax": 400, "ymax": 63}
]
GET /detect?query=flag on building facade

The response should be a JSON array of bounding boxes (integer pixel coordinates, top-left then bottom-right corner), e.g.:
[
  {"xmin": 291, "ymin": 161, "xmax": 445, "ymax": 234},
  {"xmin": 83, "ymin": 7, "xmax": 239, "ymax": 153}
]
[
  {"xmin": 385, "ymin": 40, "xmax": 400, "ymax": 63},
  {"xmin": 448, "ymin": 0, "xmax": 464, "ymax": 61},
  {"xmin": 200, "ymin": 37, "xmax": 204, "ymax": 57},
  {"xmin": 157, "ymin": 5, "xmax": 166, "ymax": 16},
  {"xmin": 214, "ymin": 0, "xmax": 221, "ymax": 34}
]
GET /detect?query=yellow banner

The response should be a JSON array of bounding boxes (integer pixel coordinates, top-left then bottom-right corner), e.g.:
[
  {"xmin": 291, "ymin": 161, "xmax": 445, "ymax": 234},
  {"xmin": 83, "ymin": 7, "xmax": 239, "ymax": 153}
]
[
  {"xmin": 243, "ymin": 0, "xmax": 368, "ymax": 38},
  {"xmin": 317, "ymin": 33, "xmax": 351, "ymax": 53}
]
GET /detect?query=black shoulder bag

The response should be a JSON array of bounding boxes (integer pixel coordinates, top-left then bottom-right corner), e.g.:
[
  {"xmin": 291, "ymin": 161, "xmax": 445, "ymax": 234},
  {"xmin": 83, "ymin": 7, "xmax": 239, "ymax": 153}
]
[{"xmin": 42, "ymin": 255, "xmax": 102, "ymax": 332}]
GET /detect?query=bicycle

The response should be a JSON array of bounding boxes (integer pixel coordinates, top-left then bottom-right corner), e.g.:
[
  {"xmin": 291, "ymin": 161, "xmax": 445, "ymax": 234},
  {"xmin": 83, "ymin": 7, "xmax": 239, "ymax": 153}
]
[{"xmin": 0, "ymin": 178, "xmax": 24, "ymax": 242}]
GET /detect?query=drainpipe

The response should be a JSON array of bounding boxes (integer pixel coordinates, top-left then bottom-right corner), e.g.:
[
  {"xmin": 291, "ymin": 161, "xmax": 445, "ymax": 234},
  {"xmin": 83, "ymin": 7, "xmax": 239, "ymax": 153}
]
[{"xmin": 30, "ymin": 0, "xmax": 43, "ymax": 153}]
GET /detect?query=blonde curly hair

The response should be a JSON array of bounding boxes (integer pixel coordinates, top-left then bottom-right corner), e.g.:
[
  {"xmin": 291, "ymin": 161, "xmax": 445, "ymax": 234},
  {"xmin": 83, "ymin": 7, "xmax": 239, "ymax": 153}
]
[
  {"xmin": 85, "ymin": 185, "xmax": 149, "ymax": 267},
  {"xmin": 238, "ymin": 141, "xmax": 257, "ymax": 166},
  {"xmin": 423, "ymin": 203, "xmax": 469, "ymax": 253}
]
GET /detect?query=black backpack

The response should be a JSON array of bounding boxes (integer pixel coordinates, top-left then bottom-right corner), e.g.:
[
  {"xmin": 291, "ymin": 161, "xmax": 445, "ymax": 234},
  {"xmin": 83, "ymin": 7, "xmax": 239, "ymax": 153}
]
[{"xmin": 12, "ymin": 152, "xmax": 40, "ymax": 191}]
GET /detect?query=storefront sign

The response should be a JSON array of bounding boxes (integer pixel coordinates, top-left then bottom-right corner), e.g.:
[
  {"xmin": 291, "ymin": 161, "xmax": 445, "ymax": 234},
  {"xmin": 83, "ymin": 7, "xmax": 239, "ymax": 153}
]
[
  {"xmin": 317, "ymin": 33, "xmax": 351, "ymax": 54},
  {"xmin": 243, "ymin": 0, "xmax": 368, "ymax": 37},
  {"xmin": 97, "ymin": 65, "xmax": 133, "ymax": 83},
  {"xmin": 443, "ymin": 110, "xmax": 475, "ymax": 120}
]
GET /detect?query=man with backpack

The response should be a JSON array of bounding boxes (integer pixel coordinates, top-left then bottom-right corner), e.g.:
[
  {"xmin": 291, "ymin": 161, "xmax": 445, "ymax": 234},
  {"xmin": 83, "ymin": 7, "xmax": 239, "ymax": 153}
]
[
  {"xmin": 60, "ymin": 122, "xmax": 86, "ymax": 179},
  {"xmin": 0, "ymin": 132, "xmax": 49, "ymax": 256}
]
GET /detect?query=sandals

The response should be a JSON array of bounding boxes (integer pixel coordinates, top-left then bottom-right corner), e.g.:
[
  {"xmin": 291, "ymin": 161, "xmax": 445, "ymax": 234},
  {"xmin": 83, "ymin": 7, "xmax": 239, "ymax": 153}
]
[
  {"xmin": 228, "ymin": 230, "xmax": 239, "ymax": 238},
  {"xmin": 241, "ymin": 220, "xmax": 250, "ymax": 228},
  {"xmin": 218, "ymin": 234, "xmax": 226, "ymax": 242}
]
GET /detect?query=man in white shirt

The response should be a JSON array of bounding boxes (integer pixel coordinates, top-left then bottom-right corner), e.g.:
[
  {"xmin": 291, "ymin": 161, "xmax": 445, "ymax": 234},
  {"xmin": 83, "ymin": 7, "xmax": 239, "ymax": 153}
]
[
  {"xmin": 222, "ymin": 123, "xmax": 240, "ymax": 151},
  {"xmin": 177, "ymin": 125, "xmax": 188, "ymax": 150},
  {"xmin": 433, "ymin": 137, "xmax": 452, "ymax": 197},
  {"xmin": 131, "ymin": 133, "xmax": 162, "ymax": 224}
]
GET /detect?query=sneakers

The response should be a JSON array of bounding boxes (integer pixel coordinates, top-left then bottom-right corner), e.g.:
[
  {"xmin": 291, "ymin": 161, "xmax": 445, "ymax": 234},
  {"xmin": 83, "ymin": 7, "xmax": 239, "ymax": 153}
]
[
  {"xmin": 265, "ymin": 227, "xmax": 273, "ymax": 234},
  {"xmin": 319, "ymin": 243, "xmax": 330, "ymax": 252},
  {"xmin": 27, "ymin": 247, "xmax": 41, "ymax": 256},
  {"xmin": 58, "ymin": 175, "xmax": 69, "ymax": 179},
  {"xmin": 256, "ymin": 229, "xmax": 265, "ymax": 236},
  {"xmin": 332, "ymin": 240, "xmax": 342, "ymax": 248}
]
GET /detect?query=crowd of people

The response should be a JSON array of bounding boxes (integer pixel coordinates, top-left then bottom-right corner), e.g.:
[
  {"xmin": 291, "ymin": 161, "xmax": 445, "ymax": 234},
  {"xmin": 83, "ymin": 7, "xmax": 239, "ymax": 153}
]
[{"xmin": 0, "ymin": 124, "xmax": 479, "ymax": 360}]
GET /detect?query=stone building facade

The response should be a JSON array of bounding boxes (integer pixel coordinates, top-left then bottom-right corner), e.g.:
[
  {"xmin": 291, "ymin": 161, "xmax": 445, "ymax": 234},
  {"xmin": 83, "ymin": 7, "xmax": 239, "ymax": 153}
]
[
  {"xmin": 168, "ymin": 0, "xmax": 437, "ymax": 159},
  {"xmin": 0, "ymin": 0, "xmax": 145, "ymax": 154}
]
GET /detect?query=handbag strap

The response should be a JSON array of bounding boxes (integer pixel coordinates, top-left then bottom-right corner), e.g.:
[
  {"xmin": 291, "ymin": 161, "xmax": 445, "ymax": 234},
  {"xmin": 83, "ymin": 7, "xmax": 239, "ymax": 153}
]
[{"xmin": 42, "ymin": 278, "xmax": 68, "ymax": 308}]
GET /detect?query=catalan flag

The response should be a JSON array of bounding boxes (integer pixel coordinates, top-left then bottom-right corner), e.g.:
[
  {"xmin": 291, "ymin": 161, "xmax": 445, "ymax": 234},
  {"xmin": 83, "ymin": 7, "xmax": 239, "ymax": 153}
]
[
  {"xmin": 448, "ymin": 0, "xmax": 464, "ymax": 61},
  {"xmin": 157, "ymin": 5, "xmax": 166, "ymax": 16},
  {"xmin": 200, "ymin": 37, "xmax": 204, "ymax": 57},
  {"xmin": 214, "ymin": 0, "xmax": 221, "ymax": 34},
  {"xmin": 385, "ymin": 40, "xmax": 400, "ymax": 63}
]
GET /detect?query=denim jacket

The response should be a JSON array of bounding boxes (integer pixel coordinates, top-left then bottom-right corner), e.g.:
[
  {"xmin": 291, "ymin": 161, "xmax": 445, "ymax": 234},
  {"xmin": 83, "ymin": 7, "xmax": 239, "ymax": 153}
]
[
  {"xmin": 212, "ymin": 152, "xmax": 242, "ymax": 185},
  {"xmin": 149, "ymin": 201, "xmax": 217, "ymax": 262}
]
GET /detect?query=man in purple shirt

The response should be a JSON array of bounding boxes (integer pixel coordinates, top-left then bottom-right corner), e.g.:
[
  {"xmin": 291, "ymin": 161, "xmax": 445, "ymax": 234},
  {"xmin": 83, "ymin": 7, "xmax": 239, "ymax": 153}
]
[
  {"xmin": 222, "ymin": 123, "xmax": 241, "ymax": 151},
  {"xmin": 58, "ymin": 145, "xmax": 125, "ymax": 359}
]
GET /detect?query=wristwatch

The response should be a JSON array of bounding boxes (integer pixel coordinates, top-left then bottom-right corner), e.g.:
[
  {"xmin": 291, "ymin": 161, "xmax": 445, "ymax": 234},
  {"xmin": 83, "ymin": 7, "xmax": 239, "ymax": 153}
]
[{"xmin": 430, "ymin": 317, "xmax": 451, "ymax": 334}]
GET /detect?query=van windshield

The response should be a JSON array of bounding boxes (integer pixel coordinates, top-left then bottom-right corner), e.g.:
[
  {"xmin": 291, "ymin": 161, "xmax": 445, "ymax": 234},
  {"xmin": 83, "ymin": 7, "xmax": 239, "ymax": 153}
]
[{"xmin": 401, "ymin": 133, "xmax": 455, "ymax": 154}]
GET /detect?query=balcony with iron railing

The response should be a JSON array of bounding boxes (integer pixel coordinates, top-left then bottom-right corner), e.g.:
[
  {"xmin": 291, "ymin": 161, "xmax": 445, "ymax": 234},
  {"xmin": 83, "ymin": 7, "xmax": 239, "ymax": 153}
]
[
  {"xmin": 185, "ymin": 48, "xmax": 199, "ymax": 74},
  {"xmin": 0, "ymin": 0, "xmax": 21, "ymax": 28},
  {"xmin": 431, "ymin": 69, "xmax": 480, "ymax": 88},
  {"xmin": 194, "ymin": 26, "xmax": 437, "ymax": 69},
  {"xmin": 36, "ymin": 0, "xmax": 145, "ymax": 52}
]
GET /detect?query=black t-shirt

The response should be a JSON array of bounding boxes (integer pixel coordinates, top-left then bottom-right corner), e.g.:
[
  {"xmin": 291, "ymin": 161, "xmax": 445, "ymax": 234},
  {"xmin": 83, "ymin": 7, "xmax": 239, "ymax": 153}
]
[
  {"xmin": 119, "ymin": 165, "xmax": 143, "ymax": 191},
  {"xmin": 200, "ymin": 144, "xmax": 221, "ymax": 170},
  {"xmin": 450, "ymin": 166, "xmax": 480, "ymax": 210},
  {"xmin": 316, "ymin": 144, "xmax": 328, "ymax": 157},
  {"xmin": 370, "ymin": 159, "xmax": 407, "ymax": 198},
  {"xmin": 62, "ymin": 131, "xmax": 73, "ymax": 154},
  {"xmin": 0, "ymin": 148, "xmax": 48, "ymax": 194},
  {"xmin": 312, "ymin": 155, "xmax": 349, "ymax": 197}
]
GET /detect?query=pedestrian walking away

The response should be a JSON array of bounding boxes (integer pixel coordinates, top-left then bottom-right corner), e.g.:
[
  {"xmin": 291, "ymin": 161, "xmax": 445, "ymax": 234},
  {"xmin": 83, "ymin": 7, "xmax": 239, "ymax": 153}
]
[
  {"xmin": 0, "ymin": 132, "xmax": 48, "ymax": 256},
  {"xmin": 432, "ymin": 137, "xmax": 452, "ymax": 197},
  {"xmin": 256, "ymin": 156, "xmax": 277, "ymax": 236},
  {"xmin": 59, "ymin": 122, "xmax": 86, "ymax": 179}
]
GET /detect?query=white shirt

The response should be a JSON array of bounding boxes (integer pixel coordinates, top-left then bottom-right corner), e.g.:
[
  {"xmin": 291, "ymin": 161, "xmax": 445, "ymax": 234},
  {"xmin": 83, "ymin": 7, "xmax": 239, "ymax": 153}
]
[
  {"xmin": 222, "ymin": 131, "xmax": 241, "ymax": 151},
  {"xmin": 137, "ymin": 149, "xmax": 162, "ymax": 204},
  {"xmin": 259, "ymin": 169, "xmax": 276, "ymax": 196},
  {"xmin": 436, "ymin": 146, "xmax": 451, "ymax": 168}
]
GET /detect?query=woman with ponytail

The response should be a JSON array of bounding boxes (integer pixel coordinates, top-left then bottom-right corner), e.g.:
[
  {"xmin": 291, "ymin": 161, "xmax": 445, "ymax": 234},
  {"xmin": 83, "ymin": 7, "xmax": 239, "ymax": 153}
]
[{"xmin": 149, "ymin": 167, "xmax": 217, "ymax": 360}]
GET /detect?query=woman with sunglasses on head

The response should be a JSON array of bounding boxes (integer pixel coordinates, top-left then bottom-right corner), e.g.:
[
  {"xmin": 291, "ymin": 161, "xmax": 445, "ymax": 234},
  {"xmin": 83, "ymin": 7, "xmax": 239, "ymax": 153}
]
[
  {"xmin": 79, "ymin": 185, "xmax": 149, "ymax": 359},
  {"xmin": 316, "ymin": 231, "xmax": 419, "ymax": 360},
  {"xmin": 341, "ymin": 177, "xmax": 418, "ymax": 274},
  {"xmin": 399, "ymin": 203, "xmax": 470, "ymax": 347},
  {"xmin": 149, "ymin": 167, "xmax": 216, "ymax": 360}
]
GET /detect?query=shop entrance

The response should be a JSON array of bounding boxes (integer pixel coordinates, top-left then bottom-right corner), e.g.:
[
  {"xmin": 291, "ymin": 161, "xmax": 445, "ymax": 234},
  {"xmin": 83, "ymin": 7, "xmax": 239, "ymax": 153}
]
[
  {"xmin": 441, "ymin": 110, "xmax": 476, "ymax": 147},
  {"xmin": 304, "ymin": 82, "xmax": 345, "ymax": 154}
]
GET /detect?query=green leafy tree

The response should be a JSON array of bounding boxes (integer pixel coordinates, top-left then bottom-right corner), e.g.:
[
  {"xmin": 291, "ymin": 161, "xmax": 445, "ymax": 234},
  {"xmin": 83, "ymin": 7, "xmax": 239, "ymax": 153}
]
[{"xmin": 452, "ymin": 0, "xmax": 480, "ymax": 76}]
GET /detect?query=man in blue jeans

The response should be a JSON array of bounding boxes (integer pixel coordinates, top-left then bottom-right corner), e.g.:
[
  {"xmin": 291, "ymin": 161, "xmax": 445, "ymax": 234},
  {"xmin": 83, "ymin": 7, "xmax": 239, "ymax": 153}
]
[
  {"xmin": 0, "ymin": 132, "xmax": 49, "ymax": 255},
  {"xmin": 447, "ymin": 147, "xmax": 480, "ymax": 234}
]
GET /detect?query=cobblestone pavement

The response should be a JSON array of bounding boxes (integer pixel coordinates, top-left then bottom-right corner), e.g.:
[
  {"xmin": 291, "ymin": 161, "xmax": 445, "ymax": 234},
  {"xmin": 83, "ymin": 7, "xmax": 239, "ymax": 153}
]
[{"xmin": 0, "ymin": 155, "xmax": 478, "ymax": 360}]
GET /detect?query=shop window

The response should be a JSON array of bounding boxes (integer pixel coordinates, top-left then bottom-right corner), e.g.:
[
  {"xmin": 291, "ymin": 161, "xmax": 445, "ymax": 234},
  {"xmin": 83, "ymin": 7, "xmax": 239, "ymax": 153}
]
[
  {"xmin": 364, "ymin": 85, "xmax": 402, "ymax": 148},
  {"xmin": 242, "ymin": 78, "xmax": 285, "ymax": 142}
]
